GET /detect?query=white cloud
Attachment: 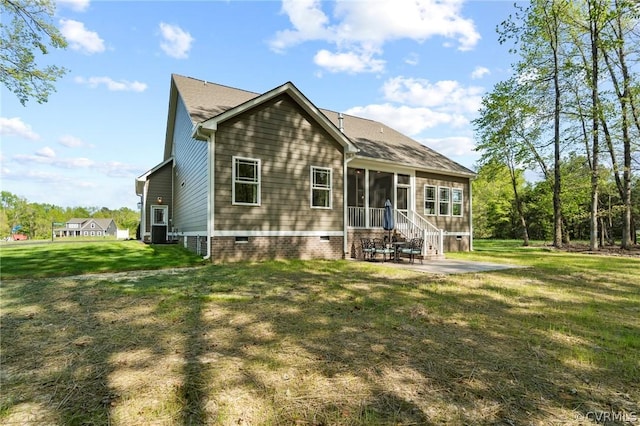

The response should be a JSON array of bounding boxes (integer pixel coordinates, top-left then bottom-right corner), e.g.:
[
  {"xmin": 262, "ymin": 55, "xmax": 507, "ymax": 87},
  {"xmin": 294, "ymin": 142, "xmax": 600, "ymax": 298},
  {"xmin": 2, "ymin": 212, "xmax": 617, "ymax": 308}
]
[
  {"xmin": 13, "ymin": 153, "xmax": 95, "ymax": 169},
  {"xmin": 421, "ymin": 136, "xmax": 476, "ymax": 157},
  {"xmin": 75, "ymin": 76, "xmax": 147, "ymax": 92},
  {"xmin": 404, "ymin": 52, "xmax": 419, "ymax": 66},
  {"xmin": 59, "ymin": 134, "xmax": 93, "ymax": 148},
  {"xmin": 59, "ymin": 19, "xmax": 105, "ymax": 54},
  {"xmin": 382, "ymin": 76, "xmax": 483, "ymax": 114},
  {"xmin": 159, "ymin": 22, "xmax": 194, "ymax": 59},
  {"xmin": 314, "ymin": 49, "xmax": 385, "ymax": 73},
  {"xmin": 471, "ymin": 66, "xmax": 490, "ymax": 80},
  {"xmin": 346, "ymin": 103, "xmax": 464, "ymax": 136},
  {"xmin": 344, "ymin": 76, "xmax": 485, "ymax": 138},
  {"xmin": 10, "ymin": 151, "xmax": 142, "ymax": 178},
  {"xmin": 0, "ymin": 117, "xmax": 40, "ymax": 141},
  {"xmin": 270, "ymin": 0, "xmax": 480, "ymax": 73},
  {"xmin": 102, "ymin": 161, "xmax": 144, "ymax": 178},
  {"xmin": 56, "ymin": 0, "xmax": 90, "ymax": 12},
  {"xmin": 270, "ymin": 0, "xmax": 333, "ymax": 52},
  {"xmin": 36, "ymin": 147, "xmax": 56, "ymax": 158}
]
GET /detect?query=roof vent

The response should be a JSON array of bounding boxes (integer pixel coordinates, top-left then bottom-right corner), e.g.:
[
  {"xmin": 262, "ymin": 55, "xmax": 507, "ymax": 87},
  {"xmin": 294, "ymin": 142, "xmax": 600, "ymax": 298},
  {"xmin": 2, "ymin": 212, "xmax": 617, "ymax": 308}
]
[{"xmin": 338, "ymin": 113, "xmax": 344, "ymax": 133}]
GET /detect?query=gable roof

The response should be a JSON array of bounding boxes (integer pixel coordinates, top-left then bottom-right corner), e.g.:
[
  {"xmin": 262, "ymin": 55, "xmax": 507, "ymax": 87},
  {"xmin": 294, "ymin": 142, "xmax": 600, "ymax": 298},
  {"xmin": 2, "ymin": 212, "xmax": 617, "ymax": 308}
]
[
  {"xmin": 135, "ymin": 157, "xmax": 173, "ymax": 195},
  {"xmin": 168, "ymin": 74, "xmax": 474, "ymax": 177},
  {"xmin": 61, "ymin": 218, "xmax": 115, "ymax": 230}
]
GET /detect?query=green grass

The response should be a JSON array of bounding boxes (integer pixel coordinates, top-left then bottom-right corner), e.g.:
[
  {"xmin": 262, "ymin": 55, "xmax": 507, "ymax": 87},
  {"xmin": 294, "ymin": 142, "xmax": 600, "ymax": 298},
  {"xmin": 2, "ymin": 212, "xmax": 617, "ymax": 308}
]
[
  {"xmin": 1, "ymin": 241, "xmax": 638, "ymax": 425},
  {"xmin": 0, "ymin": 240, "xmax": 205, "ymax": 279}
]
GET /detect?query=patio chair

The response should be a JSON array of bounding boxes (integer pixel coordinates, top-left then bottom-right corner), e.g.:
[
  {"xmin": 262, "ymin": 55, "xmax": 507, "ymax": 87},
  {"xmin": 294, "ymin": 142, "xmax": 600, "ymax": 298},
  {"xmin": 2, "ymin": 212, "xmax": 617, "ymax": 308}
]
[
  {"xmin": 373, "ymin": 238, "xmax": 394, "ymax": 262},
  {"xmin": 400, "ymin": 238, "xmax": 424, "ymax": 264},
  {"xmin": 360, "ymin": 238, "xmax": 375, "ymax": 261}
]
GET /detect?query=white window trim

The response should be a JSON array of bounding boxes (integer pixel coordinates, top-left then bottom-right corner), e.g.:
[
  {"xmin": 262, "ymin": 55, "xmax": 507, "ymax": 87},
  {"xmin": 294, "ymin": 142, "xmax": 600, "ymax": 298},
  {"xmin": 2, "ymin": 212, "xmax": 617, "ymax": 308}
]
[
  {"xmin": 424, "ymin": 185, "xmax": 437, "ymax": 216},
  {"xmin": 439, "ymin": 186, "xmax": 451, "ymax": 216},
  {"xmin": 310, "ymin": 166, "xmax": 332, "ymax": 209},
  {"xmin": 232, "ymin": 156, "xmax": 261, "ymax": 206},
  {"xmin": 152, "ymin": 205, "xmax": 168, "ymax": 226},
  {"xmin": 452, "ymin": 188, "xmax": 463, "ymax": 217}
]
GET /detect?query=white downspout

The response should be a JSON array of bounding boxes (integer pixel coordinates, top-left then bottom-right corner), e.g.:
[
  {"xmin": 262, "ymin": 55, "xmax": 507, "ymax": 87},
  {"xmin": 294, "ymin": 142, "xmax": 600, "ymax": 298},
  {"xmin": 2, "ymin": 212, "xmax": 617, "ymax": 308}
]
[
  {"xmin": 343, "ymin": 152, "xmax": 356, "ymax": 257},
  {"xmin": 469, "ymin": 178, "xmax": 474, "ymax": 251},
  {"xmin": 203, "ymin": 129, "xmax": 216, "ymax": 260}
]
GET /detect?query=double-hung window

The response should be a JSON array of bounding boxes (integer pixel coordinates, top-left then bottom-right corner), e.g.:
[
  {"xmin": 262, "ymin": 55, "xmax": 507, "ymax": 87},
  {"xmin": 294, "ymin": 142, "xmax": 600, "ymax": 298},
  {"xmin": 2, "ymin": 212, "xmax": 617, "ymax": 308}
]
[
  {"xmin": 439, "ymin": 187, "xmax": 450, "ymax": 216},
  {"xmin": 311, "ymin": 166, "xmax": 332, "ymax": 208},
  {"xmin": 452, "ymin": 188, "xmax": 463, "ymax": 217},
  {"xmin": 233, "ymin": 156, "xmax": 260, "ymax": 205},
  {"xmin": 424, "ymin": 185, "xmax": 436, "ymax": 215}
]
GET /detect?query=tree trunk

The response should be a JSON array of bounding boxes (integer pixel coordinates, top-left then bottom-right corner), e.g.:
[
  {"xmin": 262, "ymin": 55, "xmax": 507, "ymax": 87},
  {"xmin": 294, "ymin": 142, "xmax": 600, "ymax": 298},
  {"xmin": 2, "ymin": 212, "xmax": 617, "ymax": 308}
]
[
  {"xmin": 552, "ymin": 24, "xmax": 563, "ymax": 249},
  {"xmin": 588, "ymin": 0, "xmax": 600, "ymax": 251}
]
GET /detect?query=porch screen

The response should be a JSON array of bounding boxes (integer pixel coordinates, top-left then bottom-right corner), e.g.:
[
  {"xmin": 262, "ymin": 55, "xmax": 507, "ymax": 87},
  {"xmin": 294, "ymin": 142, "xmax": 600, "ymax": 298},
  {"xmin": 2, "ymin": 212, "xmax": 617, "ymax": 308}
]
[
  {"xmin": 347, "ymin": 168, "xmax": 365, "ymax": 207},
  {"xmin": 368, "ymin": 171, "xmax": 393, "ymax": 208}
]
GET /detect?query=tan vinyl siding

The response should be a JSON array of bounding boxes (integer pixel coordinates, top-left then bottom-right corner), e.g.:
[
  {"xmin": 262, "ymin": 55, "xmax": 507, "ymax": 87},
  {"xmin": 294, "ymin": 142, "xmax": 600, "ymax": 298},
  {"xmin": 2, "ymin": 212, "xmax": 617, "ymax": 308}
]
[
  {"xmin": 214, "ymin": 94, "xmax": 344, "ymax": 231},
  {"xmin": 173, "ymin": 96, "xmax": 208, "ymax": 232},
  {"xmin": 415, "ymin": 171, "xmax": 471, "ymax": 233},
  {"xmin": 144, "ymin": 163, "xmax": 172, "ymax": 233}
]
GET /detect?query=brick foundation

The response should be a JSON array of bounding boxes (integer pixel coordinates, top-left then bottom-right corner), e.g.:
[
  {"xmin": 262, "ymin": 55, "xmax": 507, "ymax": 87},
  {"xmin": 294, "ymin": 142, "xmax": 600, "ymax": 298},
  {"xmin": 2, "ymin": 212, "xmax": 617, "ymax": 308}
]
[{"xmin": 179, "ymin": 235, "xmax": 344, "ymax": 262}]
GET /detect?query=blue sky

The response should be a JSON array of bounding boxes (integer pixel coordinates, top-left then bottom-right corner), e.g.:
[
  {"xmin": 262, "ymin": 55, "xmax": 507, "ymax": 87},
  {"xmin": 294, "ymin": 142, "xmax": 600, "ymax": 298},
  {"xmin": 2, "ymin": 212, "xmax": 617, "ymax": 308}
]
[{"xmin": 1, "ymin": 0, "xmax": 518, "ymax": 210}]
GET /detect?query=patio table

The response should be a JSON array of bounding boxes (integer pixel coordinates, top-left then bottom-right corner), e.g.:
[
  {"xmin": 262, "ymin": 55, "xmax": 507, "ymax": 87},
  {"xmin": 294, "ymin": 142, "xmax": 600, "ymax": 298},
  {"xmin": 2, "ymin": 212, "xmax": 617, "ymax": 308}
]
[{"xmin": 392, "ymin": 241, "xmax": 406, "ymax": 262}]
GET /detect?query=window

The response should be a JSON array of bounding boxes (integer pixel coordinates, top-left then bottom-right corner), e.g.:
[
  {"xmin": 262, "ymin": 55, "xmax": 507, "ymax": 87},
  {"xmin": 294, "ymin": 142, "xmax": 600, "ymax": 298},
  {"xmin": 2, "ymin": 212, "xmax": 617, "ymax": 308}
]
[
  {"xmin": 90, "ymin": 223, "xmax": 95, "ymax": 228},
  {"xmin": 311, "ymin": 166, "xmax": 332, "ymax": 208},
  {"xmin": 153, "ymin": 207, "xmax": 167, "ymax": 225},
  {"xmin": 233, "ymin": 157, "xmax": 260, "ymax": 205},
  {"xmin": 452, "ymin": 188, "xmax": 463, "ymax": 216},
  {"xmin": 397, "ymin": 174, "xmax": 410, "ymax": 185},
  {"xmin": 424, "ymin": 185, "xmax": 436, "ymax": 215},
  {"xmin": 439, "ymin": 187, "xmax": 450, "ymax": 216}
]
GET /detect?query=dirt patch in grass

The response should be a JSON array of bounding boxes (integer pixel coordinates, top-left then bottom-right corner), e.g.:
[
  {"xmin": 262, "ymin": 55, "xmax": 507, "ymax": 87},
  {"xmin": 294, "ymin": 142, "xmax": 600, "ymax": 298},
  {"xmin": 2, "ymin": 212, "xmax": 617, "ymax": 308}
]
[
  {"xmin": 559, "ymin": 242, "xmax": 640, "ymax": 257},
  {"xmin": 1, "ymin": 259, "xmax": 639, "ymax": 425}
]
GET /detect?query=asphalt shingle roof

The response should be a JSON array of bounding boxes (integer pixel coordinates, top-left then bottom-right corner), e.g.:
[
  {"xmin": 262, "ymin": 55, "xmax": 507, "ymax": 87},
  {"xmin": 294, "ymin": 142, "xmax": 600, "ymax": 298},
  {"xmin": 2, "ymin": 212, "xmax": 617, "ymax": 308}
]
[{"xmin": 172, "ymin": 74, "xmax": 474, "ymax": 177}]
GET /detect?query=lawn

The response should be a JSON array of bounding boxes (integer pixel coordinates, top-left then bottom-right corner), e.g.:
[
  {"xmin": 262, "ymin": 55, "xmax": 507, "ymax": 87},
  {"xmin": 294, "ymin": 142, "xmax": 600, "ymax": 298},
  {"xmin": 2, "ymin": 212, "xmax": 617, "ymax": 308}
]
[
  {"xmin": 1, "ymin": 241, "xmax": 638, "ymax": 425},
  {"xmin": 0, "ymin": 240, "xmax": 205, "ymax": 279}
]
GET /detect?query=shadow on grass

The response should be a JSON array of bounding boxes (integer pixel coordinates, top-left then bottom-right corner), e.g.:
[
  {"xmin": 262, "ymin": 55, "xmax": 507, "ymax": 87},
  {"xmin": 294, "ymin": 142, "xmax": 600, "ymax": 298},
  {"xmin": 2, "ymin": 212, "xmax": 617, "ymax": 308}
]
[{"xmin": 1, "ymin": 258, "xmax": 638, "ymax": 424}]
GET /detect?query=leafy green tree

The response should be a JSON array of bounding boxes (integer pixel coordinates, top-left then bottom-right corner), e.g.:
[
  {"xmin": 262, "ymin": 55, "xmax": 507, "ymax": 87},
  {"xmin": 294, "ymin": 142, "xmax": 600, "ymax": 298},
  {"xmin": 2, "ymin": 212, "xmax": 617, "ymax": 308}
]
[
  {"xmin": 498, "ymin": 0, "xmax": 573, "ymax": 248},
  {"xmin": 0, "ymin": 0, "xmax": 67, "ymax": 105},
  {"xmin": 472, "ymin": 162, "xmax": 524, "ymax": 240}
]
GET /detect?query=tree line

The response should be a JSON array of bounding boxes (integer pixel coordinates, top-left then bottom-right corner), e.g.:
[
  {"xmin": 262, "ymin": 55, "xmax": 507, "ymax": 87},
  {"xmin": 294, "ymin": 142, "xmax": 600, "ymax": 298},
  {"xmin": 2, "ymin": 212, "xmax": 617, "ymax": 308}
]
[
  {"xmin": 474, "ymin": 0, "xmax": 640, "ymax": 249},
  {"xmin": 473, "ymin": 158, "xmax": 639, "ymax": 244},
  {"xmin": 0, "ymin": 191, "xmax": 139, "ymax": 240}
]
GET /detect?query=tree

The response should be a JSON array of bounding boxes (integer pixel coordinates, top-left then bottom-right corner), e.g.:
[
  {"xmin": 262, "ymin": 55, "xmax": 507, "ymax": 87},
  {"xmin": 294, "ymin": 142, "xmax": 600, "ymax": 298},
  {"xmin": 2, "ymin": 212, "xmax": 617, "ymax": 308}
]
[
  {"xmin": 473, "ymin": 78, "xmax": 537, "ymax": 245},
  {"xmin": 599, "ymin": 0, "xmax": 639, "ymax": 249},
  {"xmin": 0, "ymin": 0, "xmax": 67, "ymax": 105},
  {"xmin": 472, "ymin": 162, "xmax": 519, "ymax": 239},
  {"xmin": 498, "ymin": 0, "xmax": 572, "ymax": 248}
]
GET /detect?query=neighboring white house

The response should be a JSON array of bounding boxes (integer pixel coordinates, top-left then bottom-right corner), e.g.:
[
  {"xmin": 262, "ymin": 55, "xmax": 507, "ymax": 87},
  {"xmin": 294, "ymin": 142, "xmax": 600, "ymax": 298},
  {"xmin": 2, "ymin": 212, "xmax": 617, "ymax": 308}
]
[{"xmin": 53, "ymin": 218, "xmax": 119, "ymax": 238}]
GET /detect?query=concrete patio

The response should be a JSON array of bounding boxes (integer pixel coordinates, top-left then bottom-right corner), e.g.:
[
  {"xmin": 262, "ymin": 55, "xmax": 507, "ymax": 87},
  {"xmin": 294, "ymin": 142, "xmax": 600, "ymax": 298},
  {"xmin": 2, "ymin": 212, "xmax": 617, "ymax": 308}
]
[{"xmin": 365, "ymin": 258, "xmax": 524, "ymax": 275}]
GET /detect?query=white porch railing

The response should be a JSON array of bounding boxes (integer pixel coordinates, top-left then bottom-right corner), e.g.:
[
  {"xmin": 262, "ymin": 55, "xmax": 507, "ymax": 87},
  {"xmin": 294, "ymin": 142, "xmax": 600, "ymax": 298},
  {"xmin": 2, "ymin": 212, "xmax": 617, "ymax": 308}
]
[
  {"xmin": 347, "ymin": 207, "xmax": 443, "ymax": 255},
  {"xmin": 395, "ymin": 210, "xmax": 443, "ymax": 255},
  {"xmin": 348, "ymin": 207, "xmax": 385, "ymax": 228}
]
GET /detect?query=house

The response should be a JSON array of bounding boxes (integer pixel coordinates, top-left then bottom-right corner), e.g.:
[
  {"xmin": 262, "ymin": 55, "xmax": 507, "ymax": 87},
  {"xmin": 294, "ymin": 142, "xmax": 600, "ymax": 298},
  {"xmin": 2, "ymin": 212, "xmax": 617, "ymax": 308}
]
[
  {"xmin": 135, "ymin": 74, "xmax": 475, "ymax": 262},
  {"xmin": 54, "ymin": 218, "xmax": 118, "ymax": 238}
]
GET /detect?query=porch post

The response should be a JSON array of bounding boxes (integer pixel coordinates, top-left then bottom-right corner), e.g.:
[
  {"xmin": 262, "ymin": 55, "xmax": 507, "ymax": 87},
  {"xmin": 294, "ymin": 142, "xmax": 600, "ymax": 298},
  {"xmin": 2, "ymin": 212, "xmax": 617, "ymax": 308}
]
[{"xmin": 364, "ymin": 169, "xmax": 370, "ymax": 228}]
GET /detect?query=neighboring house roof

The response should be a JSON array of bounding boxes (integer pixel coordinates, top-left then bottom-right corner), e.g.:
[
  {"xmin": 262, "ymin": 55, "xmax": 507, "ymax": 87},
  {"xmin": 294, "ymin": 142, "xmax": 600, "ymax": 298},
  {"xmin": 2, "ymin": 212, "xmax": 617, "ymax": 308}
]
[
  {"xmin": 58, "ymin": 218, "xmax": 116, "ymax": 231},
  {"xmin": 168, "ymin": 74, "xmax": 475, "ymax": 177}
]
